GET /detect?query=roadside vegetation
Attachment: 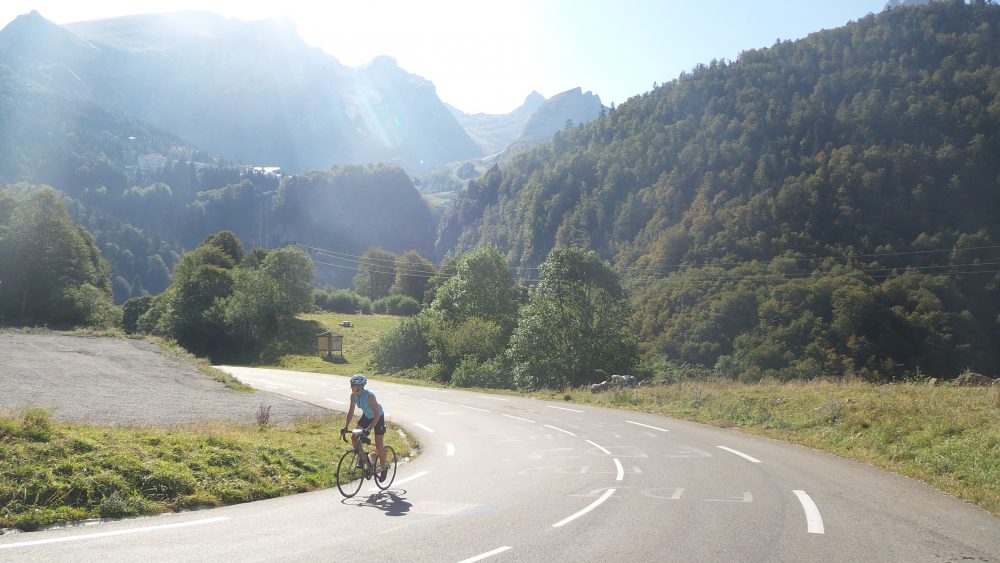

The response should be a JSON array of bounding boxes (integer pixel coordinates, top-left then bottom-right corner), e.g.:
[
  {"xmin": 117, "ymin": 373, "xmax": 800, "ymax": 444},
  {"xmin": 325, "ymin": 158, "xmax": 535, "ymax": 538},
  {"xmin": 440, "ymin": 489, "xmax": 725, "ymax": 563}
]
[{"xmin": 0, "ymin": 409, "xmax": 416, "ymax": 532}]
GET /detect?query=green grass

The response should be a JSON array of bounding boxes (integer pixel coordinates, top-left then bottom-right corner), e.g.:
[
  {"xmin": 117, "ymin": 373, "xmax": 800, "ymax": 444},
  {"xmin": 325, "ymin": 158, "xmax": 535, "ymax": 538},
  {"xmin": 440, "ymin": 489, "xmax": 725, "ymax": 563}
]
[
  {"xmin": 0, "ymin": 408, "xmax": 417, "ymax": 531},
  {"xmin": 268, "ymin": 312, "xmax": 402, "ymax": 376}
]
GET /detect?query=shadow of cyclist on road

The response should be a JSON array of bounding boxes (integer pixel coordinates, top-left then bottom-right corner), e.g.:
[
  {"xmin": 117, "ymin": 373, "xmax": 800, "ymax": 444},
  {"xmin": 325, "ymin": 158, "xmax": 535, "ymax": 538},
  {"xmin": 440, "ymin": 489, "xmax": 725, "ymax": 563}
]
[{"xmin": 346, "ymin": 490, "xmax": 412, "ymax": 517}]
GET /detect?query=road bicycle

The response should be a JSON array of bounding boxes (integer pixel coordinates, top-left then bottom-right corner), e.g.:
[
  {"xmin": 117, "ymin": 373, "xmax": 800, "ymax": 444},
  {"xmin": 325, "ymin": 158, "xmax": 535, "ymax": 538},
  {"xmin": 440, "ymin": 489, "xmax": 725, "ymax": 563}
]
[{"xmin": 336, "ymin": 428, "xmax": 397, "ymax": 497}]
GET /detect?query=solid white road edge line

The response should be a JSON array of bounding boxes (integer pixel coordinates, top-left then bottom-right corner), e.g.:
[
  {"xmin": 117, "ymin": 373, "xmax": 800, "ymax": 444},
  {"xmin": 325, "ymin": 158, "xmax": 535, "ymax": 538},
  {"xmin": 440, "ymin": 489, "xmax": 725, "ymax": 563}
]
[
  {"xmin": 456, "ymin": 546, "xmax": 512, "ymax": 563},
  {"xmin": 0, "ymin": 517, "xmax": 230, "ymax": 550},
  {"xmin": 614, "ymin": 458, "xmax": 624, "ymax": 481},
  {"xmin": 446, "ymin": 443, "xmax": 456, "ymax": 456},
  {"xmin": 547, "ymin": 405, "xmax": 583, "ymax": 413},
  {"xmin": 585, "ymin": 439, "xmax": 612, "ymax": 455},
  {"xmin": 793, "ymin": 490, "xmax": 825, "ymax": 534},
  {"xmin": 544, "ymin": 424, "xmax": 576, "ymax": 436},
  {"xmin": 625, "ymin": 420, "xmax": 669, "ymax": 432},
  {"xmin": 716, "ymin": 445, "xmax": 762, "ymax": 463},
  {"xmin": 413, "ymin": 423, "xmax": 436, "ymax": 433},
  {"xmin": 501, "ymin": 414, "xmax": 536, "ymax": 423},
  {"xmin": 552, "ymin": 489, "xmax": 617, "ymax": 528},
  {"xmin": 478, "ymin": 395, "xmax": 510, "ymax": 401}
]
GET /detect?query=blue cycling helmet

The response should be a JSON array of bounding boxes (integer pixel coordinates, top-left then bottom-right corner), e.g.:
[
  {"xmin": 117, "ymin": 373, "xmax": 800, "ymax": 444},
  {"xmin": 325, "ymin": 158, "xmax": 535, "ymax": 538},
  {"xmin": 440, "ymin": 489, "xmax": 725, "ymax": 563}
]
[{"xmin": 350, "ymin": 373, "xmax": 367, "ymax": 387}]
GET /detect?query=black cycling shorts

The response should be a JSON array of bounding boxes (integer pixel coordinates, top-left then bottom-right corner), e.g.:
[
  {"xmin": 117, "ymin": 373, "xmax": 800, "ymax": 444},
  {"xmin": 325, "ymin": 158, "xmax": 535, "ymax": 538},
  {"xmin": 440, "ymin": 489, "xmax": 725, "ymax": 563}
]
[{"xmin": 357, "ymin": 414, "xmax": 386, "ymax": 435}]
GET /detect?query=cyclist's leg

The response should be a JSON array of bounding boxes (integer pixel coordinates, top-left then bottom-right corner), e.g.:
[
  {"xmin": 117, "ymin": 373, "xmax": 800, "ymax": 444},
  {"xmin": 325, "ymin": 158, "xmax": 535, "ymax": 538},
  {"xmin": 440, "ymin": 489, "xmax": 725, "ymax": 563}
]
[
  {"xmin": 354, "ymin": 415, "xmax": 372, "ymax": 468},
  {"xmin": 374, "ymin": 415, "xmax": 387, "ymax": 466},
  {"xmin": 375, "ymin": 433, "xmax": 386, "ymax": 466}
]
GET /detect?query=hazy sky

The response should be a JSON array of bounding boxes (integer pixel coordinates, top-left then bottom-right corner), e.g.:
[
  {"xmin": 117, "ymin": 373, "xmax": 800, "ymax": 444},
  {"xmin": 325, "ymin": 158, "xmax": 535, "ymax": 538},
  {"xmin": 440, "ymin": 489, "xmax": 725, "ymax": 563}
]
[{"xmin": 2, "ymin": 1, "xmax": 888, "ymax": 114}]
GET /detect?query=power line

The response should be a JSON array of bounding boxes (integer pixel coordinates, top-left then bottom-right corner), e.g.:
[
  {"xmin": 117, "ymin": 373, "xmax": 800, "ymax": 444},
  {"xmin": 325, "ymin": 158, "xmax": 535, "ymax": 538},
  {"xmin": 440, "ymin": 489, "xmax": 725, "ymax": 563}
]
[
  {"xmin": 298, "ymin": 240, "xmax": 1000, "ymax": 285},
  {"xmin": 617, "ymin": 244, "xmax": 1000, "ymax": 275}
]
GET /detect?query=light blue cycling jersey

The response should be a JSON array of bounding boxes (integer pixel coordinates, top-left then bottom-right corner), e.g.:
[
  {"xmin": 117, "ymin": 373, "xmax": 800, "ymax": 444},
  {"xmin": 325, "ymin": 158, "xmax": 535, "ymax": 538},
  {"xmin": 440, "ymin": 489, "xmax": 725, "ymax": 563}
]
[{"xmin": 353, "ymin": 388, "xmax": 383, "ymax": 419}]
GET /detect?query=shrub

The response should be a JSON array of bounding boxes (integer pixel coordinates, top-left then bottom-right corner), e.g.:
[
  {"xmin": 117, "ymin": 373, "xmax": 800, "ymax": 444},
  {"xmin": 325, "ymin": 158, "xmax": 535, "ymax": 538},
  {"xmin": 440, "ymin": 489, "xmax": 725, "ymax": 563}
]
[
  {"xmin": 122, "ymin": 296, "xmax": 154, "ymax": 334},
  {"xmin": 451, "ymin": 356, "xmax": 512, "ymax": 389},
  {"xmin": 428, "ymin": 317, "xmax": 507, "ymax": 380},
  {"xmin": 60, "ymin": 284, "xmax": 122, "ymax": 329},
  {"xmin": 314, "ymin": 288, "xmax": 371, "ymax": 314},
  {"xmin": 372, "ymin": 294, "xmax": 421, "ymax": 316},
  {"xmin": 370, "ymin": 316, "xmax": 431, "ymax": 373}
]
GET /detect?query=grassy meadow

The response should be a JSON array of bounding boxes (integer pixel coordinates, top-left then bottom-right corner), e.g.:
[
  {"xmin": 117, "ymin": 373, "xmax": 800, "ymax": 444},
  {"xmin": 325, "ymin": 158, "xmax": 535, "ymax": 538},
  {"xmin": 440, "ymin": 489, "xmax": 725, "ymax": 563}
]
[{"xmin": 268, "ymin": 312, "xmax": 402, "ymax": 376}]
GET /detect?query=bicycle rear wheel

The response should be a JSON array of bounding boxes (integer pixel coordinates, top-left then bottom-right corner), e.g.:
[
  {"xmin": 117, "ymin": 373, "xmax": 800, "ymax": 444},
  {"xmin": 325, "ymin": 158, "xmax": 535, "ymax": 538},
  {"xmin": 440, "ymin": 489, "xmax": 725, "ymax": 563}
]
[
  {"xmin": 336, "ymin": 450, "xmax": 364, "ymax": 498},
  {"xmin": 374, "ymin": 446, "xmax": 397, "ymax": 490}
]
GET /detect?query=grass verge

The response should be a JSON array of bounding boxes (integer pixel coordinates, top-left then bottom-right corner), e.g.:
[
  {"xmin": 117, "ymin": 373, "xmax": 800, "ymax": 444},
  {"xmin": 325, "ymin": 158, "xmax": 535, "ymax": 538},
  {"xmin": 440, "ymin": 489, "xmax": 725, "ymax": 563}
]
[{"xmin": 0, "ymin": 409, "xmax": 417, "ymax": 532}]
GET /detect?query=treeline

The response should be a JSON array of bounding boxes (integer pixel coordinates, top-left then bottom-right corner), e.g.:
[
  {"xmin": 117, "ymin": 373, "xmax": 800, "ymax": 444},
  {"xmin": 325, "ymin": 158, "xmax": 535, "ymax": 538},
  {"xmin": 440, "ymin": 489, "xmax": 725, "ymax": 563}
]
[
  {"xmin": 436, "ymin": 1, "xmax": 1000, "ymax": 380},
  {"xmin": 0, "ymin": 188, "xmax": 118, "ymax": 327},
  {"xmin": 368, "ymin": 246, "xmax": 638, "ymax": 390}
]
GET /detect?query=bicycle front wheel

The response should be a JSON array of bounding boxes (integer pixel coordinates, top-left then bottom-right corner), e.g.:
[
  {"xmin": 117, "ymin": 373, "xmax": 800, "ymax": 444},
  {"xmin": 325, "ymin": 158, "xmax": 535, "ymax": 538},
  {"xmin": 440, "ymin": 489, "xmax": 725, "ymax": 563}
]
[
  {"xmin": 374, "ymin": 446, "xmax": 397, "ymax": 490},
  {"xmin": 336, "ymin": 450, "xmax": 364, "ymax": 498}
]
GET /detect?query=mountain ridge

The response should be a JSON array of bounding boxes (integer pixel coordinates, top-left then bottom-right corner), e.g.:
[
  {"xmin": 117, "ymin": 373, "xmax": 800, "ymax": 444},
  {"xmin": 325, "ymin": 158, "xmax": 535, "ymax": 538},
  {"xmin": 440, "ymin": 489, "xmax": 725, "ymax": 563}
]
[{"xmin": 0, "ymin": 11, "xmax": 482, "ymax": 174}]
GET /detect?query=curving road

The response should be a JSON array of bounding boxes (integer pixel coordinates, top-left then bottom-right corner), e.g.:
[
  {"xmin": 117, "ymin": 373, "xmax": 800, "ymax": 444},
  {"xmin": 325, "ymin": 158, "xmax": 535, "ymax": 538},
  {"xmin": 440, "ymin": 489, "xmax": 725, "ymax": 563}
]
[{"xmin": 2, "ymin": 367, "xmax": 997, "ymax": 562}]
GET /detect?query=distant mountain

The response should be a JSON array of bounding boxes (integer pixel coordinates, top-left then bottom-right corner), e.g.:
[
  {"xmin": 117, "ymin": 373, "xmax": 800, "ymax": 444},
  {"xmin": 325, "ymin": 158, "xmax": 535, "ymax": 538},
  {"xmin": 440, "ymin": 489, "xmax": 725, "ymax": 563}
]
[
  {"xmin": 420, "ymin": 88, "xmax": 604, "ymax": 197},
  {"xmin": 449, "ymin": 91, "xmax": 546, "ymax": 155},
  {"xmin": 0, "ymin": 11, "xmax": 483, "ymax": 173},
  {"xmin": 499, "ymin": 87, "xmax": 605, "ymax": 161},
  {"xmin": 517, "ymin": 87, "xmax": 604, "ymax": 144}
]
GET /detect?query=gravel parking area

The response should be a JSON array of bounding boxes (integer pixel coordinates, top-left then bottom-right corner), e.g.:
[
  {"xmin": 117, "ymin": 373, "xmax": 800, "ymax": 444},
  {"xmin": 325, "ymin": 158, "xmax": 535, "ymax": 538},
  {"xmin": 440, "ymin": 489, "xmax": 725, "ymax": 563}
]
[{"xmin": 0, "ymin": 333, "xmax": 330, "ymax": 426}]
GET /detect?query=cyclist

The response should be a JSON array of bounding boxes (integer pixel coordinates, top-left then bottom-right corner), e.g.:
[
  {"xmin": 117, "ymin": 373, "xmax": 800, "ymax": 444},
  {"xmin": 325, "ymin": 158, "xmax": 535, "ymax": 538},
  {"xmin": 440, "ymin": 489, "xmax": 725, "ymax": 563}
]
[{"xmin": 342, "ymin": 373, "xmax": 387, "ymax": 479}]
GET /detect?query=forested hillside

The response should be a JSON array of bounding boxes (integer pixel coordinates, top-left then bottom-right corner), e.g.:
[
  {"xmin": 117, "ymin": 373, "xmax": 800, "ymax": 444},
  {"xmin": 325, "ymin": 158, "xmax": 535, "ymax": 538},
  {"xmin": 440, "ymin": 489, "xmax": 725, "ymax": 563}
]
[{"xmin": 437, "ymin": 1, "xmax": 1000, "ymax": 380}]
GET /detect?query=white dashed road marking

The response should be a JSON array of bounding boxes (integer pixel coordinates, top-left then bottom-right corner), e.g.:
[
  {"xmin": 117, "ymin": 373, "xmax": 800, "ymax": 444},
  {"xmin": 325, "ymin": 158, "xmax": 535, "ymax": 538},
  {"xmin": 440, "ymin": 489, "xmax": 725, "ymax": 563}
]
[
  {"xmin": 552, "ymin": 489, "xmax": 616, "ymax": 528},
  {"xmin": 547, "ymin": 405, "xmax": 583, "ymax": 413},
  {"xmin": 456, "ymin": 546, "xmax": 512, "ymax": 563},
  {"xmin": 585, "ymin": 439, "xmax": 612, "ymax": 455},
  {"xmin": 716, "ymin": 446, "xmax": 762, "ymax": 463},
  {"xmin": 793, "ymin": 490, "xmax": 825, "ymax": 534},
  {"xmin": 501, "ymin": 414, "xmax": 535, "ymax": 423},
  {"xmin": 625, "ymin": 420, "xmax": 669, "ymax": 432},
  {"xmin": 544, "ymin": 424, "xmax": 576, "ymax": 436}
]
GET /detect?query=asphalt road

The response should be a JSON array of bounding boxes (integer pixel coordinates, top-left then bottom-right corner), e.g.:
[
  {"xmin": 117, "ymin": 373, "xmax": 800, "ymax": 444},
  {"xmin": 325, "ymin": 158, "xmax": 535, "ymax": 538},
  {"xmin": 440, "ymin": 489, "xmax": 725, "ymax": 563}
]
[{"xmin": 1, "ymin": 367, "xmax": 997, "ymax": 562}]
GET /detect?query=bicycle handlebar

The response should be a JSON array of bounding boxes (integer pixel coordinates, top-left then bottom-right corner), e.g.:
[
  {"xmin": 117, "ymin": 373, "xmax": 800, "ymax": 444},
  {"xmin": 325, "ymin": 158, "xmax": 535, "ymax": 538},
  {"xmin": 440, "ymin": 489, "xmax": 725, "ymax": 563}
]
[{"xmin": 341, "ymin": 428, "xmax": 371, "ymax": 444}]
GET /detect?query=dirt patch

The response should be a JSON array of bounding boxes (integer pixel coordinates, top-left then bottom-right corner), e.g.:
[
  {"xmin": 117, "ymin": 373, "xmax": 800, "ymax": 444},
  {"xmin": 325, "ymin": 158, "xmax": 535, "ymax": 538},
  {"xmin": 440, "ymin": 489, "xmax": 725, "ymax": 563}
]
[{"xmin": 0, "ymin": 333, "xmax": 329, "ymax": 426}]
